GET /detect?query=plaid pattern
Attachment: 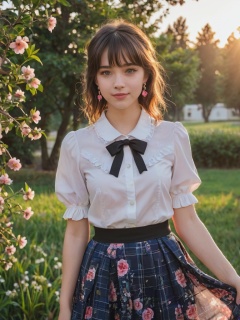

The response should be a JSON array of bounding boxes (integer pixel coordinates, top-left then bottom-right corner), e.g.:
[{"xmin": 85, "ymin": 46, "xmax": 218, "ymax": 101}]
[{"xmin": 71, "ymin": 233, "xmax": 240, "ymax": 320}]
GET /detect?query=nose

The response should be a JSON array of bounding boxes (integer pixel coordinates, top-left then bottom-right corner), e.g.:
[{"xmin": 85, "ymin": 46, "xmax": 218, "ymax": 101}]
[{"xmin": 113, "ymin": 73, "xmax": 125, "ymax": 89}]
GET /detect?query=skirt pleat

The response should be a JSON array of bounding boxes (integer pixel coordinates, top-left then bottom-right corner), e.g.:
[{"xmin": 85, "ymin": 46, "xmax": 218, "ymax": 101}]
[{"xmin": 71, "ymin": 233, "xmax": 240, "ymax": 320}]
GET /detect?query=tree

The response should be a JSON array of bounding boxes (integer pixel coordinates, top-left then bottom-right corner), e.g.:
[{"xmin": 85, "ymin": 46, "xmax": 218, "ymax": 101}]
[
  {"xmin": 155, "ymin": 18, "xmax": 200, "ymax": 121},
  {"xmin": 166, "ymin": 16, "xmax": 189, "ymax": 49},
  {"xmin": 195, "ymin": 24, "xmax": 220, "ymax": 122},
  {"xmin": 4, "ymin": 0, "xmax": 198, "ymax": 171},
  {"xmin": 222, "ymin": 31, "xmax": 240, "ymax": 116}
]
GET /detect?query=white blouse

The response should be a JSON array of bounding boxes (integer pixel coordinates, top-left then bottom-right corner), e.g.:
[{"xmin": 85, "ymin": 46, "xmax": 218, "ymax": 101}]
[{"xmin": 55, "ymin": 109, "xmax": 201, "ymax": 228}]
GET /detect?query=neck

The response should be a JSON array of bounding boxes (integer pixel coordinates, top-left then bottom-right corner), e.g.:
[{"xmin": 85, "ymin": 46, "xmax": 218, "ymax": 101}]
[{"xmin": 106, "ymin": 105, "xmax": 141, "ymax": 135}]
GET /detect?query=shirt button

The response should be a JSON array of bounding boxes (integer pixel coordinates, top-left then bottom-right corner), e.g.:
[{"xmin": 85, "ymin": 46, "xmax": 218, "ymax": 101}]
[
  {"xmin": 129, "ymin": 200, "xmax": 135, "ymax": 206},
  {"xmin": 127, "ymin": 164, "xmax": 131, "ymax": 168}
]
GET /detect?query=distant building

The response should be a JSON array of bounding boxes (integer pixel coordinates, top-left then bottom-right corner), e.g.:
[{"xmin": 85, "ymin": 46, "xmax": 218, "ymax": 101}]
[{"xmin": 183, "ymin": 103, "xmax": 240, "ymax": 122}]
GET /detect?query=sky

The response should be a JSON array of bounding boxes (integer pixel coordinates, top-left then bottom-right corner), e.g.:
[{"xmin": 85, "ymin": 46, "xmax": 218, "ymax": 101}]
[{"xmin": 157, "ymin": 0, "xmax": 240, "ymax": 47}]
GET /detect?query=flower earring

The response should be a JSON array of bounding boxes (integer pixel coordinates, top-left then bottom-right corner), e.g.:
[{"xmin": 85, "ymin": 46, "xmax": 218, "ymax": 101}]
[
  {"xmin": 142, "ymin": 83, "xmax": 148, "ymax": 97},
  {"xmin": 97, "ymin": 87, "xmax": 102, "ymax": 101}
]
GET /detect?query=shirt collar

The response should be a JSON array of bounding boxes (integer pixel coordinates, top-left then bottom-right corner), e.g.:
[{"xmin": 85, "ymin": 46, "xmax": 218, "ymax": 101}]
[{"xmin": 94, "ymin": 108, "xmax": 154, "ymax": 143}]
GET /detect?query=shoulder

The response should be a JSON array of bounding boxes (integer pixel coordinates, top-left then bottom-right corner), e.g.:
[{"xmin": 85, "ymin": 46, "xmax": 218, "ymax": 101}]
[
  {"xmin": 155, "ymin": 120, "xmax": 188, "ymax": 137},
  {"xmin": 62, "ymin": 124, "xmax": 94, "ymax": 150}
]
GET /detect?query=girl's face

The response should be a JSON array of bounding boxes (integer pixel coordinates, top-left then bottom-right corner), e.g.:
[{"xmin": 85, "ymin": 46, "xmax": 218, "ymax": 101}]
[{"xmin": 96, "ymin": 49, "xmax": 148, "ymax": 113}]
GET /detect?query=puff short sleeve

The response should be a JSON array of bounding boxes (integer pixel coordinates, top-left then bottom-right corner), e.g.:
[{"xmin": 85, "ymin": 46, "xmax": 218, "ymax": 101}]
[
  {"xmin": 170, "ymin": 122, "xmax": 201, "ymax": 208},
  {"xmin": 55, "ymin": 132, "xmax": 89, "ymax": 220}
]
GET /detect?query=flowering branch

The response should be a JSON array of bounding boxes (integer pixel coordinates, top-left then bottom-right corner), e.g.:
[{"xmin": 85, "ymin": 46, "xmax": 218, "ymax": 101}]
[{"xmin": 0, "ymin": 1, "xmax": 58, "ymax": 271}]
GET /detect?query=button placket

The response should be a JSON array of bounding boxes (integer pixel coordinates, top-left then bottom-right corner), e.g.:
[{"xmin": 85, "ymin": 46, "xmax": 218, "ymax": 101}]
[{"xmin": 124, "ymin": 146, "xmax": 136, "ymax": 225}]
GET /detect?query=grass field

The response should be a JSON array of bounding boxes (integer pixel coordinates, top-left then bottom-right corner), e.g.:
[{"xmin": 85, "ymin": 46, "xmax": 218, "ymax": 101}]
[
  {"xmin": 1, "ymin": 163, "xmax": 240, "ymax": 318},
  {"xmin": 183, "ymin": 120, "xmax": 240, "ymax": 132}
]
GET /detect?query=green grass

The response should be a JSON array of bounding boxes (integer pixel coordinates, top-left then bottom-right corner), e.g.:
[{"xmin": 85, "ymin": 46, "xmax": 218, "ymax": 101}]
[
  {"xmin": 183, "ymin": 121, "xmax": 240, "ymax": 133},
  {"xmin": 1, "ymin": 168, "xmax": 240, "ymax": 319}
]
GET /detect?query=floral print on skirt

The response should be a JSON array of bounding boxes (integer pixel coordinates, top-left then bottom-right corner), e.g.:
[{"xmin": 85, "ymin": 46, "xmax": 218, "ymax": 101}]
[{"xmin": 71, "ymin": 233, "xmax": 240, "ymax": 320}]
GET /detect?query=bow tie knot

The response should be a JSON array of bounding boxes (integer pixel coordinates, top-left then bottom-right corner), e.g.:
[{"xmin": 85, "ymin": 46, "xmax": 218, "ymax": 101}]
[{"xmin": 106, "ymin": 139, "xmax": 148, "ymax": 177}]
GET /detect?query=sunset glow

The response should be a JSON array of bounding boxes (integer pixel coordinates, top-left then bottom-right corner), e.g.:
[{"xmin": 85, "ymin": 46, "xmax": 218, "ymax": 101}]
[{"xmin": 159, "ymin": 0, "xmax": 240, "ymax": 47}]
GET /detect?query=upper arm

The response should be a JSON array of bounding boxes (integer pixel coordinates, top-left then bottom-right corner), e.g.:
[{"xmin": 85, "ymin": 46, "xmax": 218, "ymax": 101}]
[
  {"xmin": 172, "ymin": 204, "xmax": 200, "ymax": 238},
  {"xmin": 65, "ymin": 218, "xmax": 90, "ymax": 242}
]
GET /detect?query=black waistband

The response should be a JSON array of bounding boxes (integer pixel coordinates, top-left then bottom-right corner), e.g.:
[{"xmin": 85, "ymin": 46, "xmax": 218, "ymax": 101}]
[{"xmin": 93, "ymin": 220, "xmax": 171, "ymax": 243}]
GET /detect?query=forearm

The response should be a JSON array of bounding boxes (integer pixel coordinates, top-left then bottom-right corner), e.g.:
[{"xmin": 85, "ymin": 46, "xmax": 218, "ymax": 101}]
[
  {"xmin": 173, "ymin": 206, "xmax": 239, "ymax": 287},
  {"xmin": 60, "ymin": 219, "xmax": 90, "ymax": 311}
]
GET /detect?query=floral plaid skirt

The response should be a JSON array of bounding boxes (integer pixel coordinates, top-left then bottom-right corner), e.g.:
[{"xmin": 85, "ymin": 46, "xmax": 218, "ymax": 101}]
[{"xmin": 71, "ymin": 233, "xmax": 240, "ymax": 320}]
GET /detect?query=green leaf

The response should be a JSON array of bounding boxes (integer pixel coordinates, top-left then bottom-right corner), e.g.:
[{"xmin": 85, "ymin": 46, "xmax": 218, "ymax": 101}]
[
  {"xmin": 29, "ymin": 87, "xmax": 37, "ymax": 95},
  {"xmin": 30, "ymin": 55, "xmax": 43, "ymax": 65},
  {"xmin": 32, "ymin": 49, "xmax": 40, "ymax": 55},
  {"xmin": 25, "ymin": 182, "xmax": 29, "ymax": 192},
  {"xmin": 7, "ymin": 85, "xmax": 12, "ymax": 93},
  {"xmin": 57, "ymin": 0, "xmax": 71, "ymax": 6},
  {"xmin": 37, "ymin": 84, "xmax": 43, "ymax": 92}
]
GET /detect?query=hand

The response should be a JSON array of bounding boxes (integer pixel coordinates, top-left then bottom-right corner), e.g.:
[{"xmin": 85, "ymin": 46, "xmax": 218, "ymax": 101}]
[{"xmin": 58, "ymin": 309, "xmax": 71, "ymax": 320}]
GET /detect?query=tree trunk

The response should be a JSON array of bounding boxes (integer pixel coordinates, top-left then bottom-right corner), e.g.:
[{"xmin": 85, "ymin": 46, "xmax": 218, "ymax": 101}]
[
  {"xmin": 41, "ymin": 84, "xmax": 76, "ymax": 170},
  {"xmin": 202, "ymin": 104, "xmax": 213, "ymax": 123}
]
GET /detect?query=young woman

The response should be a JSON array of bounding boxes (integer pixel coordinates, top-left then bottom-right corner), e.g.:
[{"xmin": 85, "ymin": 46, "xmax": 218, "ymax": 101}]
[{"xmin": 56, "ymin": 20, "xmax": 240, "ymax": 320}]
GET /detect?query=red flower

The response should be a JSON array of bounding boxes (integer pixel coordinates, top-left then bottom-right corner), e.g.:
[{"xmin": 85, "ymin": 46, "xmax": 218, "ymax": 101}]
[
  {"xmin": 117, "ymin": 259, "xmax": 129, "ymax": 277},
  {"xmin": 142, "ymin": 308, "xmax": 154, "ymax": 320},
  {"xmin": 84, "ymin": 306, "xmax": 93, "ymax": 319},
  {"xmin": 186, "ymin": 304, "xmax": 198, "ymax": 319},
  {"xmin": 86, "ymin": 267, "xmax": 96, "ymax": 281},
  {"xmin": 134, "ymin": 298, "xmax": 143, "ymax": 311}
]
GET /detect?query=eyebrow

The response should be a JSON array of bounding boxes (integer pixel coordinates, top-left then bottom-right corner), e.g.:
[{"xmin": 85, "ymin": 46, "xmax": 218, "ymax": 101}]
[{"xmin": 99, "ymin": 63, "xmax": 136, "ymax": 69}]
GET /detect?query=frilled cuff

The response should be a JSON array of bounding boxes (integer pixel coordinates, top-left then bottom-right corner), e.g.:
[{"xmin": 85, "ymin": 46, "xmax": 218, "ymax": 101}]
[
  {"xmin": 171, "ymin": 192, "xmax": 198, "ymax": 209},
  {"xmin": 63, "ymin": 205, "xmax": 89, "ymax": 220}
]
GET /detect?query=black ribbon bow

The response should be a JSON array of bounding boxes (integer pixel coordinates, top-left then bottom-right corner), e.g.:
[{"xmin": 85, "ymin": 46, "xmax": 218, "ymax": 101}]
[{"xmin": 106, "ymin": 139, "xmax": 148, "ymax": 177}]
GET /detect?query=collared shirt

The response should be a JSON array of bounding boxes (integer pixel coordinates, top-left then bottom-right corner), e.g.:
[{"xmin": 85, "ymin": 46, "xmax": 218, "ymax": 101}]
[{"xmin": 55, "ymin": 109, "xmax": 201, "ymax": 228}]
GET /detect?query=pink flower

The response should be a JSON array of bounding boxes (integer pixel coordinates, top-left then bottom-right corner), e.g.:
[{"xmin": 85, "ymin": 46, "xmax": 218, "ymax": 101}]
[
  {"xmin": 6, "ymin": 222, "xmax": 13, "ymax": 228},
  {"xmin": 20, "ymin": 122, "xmax": 31, "ymax": 136},
  {"xmin": 5, "ymin": 262, "xmax": 13, "ymax": 270},
  {"xmin": 9, "ymin": 36, "xmax": 29, "ymax": 54},
  {"xmin": 28, "ymin": 127, "xmax": 42, "ymax": 140},
  {"xmin": 7, "ymin": 157, "xmax": 22, "ymax": 171},
  {"xmin": 133, "ymin": 298, "xmax": 143, "ymax": 311},
  {"xmin": 23, "ymin": 207, "xmax": 34, "ymax": 220},
  {"xmin": 0, "ymin": 196, "xmax": 4, "ymax": 212},
  {"xmin": 142, "ymin": 308, "xmax": 154, "ymax": 320},
  {"xmin": 86, "ymin": 267, "xmax": 96, "ymax": 281},
  {"xmin": 117, "ymin": 259, "xmax": 129, "ymax": 277},
  {"xmin": 47, "ymin": 16, "xmax": 57, "ymax": 32},
  {"xmin": 17, "ymin": 235, "xmax": 27, "ymax": 249},
  {"xmin": 0, "ymin": 196, "xmax": 4, "ymax": 206},
  {"xmin": 14, "ymin": 89, "xmax": 25, "ymax": 101},
  {"xmin": 23, "ymin": 187, "xmax": 35, "ymax": 200},
  {"xmin": 5, "ymin": 245, "xmax": 16, "ymax": 255},
  {"xmin": 175, "ymin": 269, "xmax": 187, "ymax": 288},
  {"xmin": 28, "ymin": 78, "xmax": 41, "ymax": 89},
  {"xmin": 175, "ymin": 305, "xmax": 184, "ymax": 320},
  {"xmin": 31, "ymin": 110, "xmax": 41, "ymax": 124},
  {"xmin": 186, "ymin": 304, "xmax": 198, "ymax": 319},
  {"xmin": 0, "ymin": 173, "xmax": 13, "ymax": 185},
  {"xmin": 21, "ymin": 65, "xmax": 35, "ymax": 80},
  {"xmin": 84, "ymin": 306, "xmax": 93, "ymax": 319}
]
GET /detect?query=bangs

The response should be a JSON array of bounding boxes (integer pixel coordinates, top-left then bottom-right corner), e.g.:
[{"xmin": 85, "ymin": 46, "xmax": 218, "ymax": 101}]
[{"xmin": 97, "ymin": 32, "xmax": 145, "ymax": 68}]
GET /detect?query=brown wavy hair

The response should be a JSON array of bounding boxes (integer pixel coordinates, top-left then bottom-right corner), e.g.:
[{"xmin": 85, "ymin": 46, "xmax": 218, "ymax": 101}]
[{"xmin": 83, "ymin": 19, "xmax": 166, "ymax": 123}]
